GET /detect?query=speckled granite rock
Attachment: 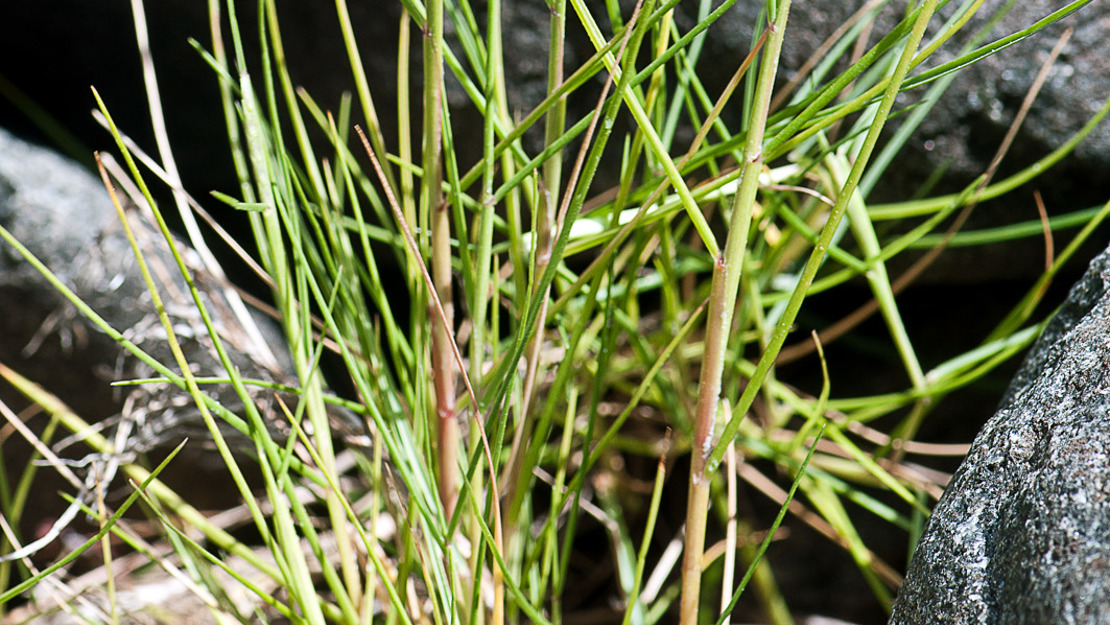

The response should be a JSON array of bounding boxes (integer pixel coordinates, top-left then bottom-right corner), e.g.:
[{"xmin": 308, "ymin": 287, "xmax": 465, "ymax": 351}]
[{"xmin": 889, "ymin": 242, "xmax": 1110, "ymax": 624}]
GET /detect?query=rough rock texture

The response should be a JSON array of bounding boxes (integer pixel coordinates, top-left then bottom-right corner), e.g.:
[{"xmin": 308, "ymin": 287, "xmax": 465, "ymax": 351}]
[
  {"xmin": 889, "ymin": 241, "xmax": 1110, "ymax": 624},
  {"xmin": 0, "ymin": 126, "xmax": 359, "ymax": 455},
  {"xmin": 703, "ymin": 1, "xmax": 1110, "ymax": 186},
  {"xmin": 0, "ymin": 126, "xmax": 127, "ymax": 421}
]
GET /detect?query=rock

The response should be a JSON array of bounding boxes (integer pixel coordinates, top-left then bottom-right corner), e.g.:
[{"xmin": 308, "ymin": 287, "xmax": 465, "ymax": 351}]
[
  {"xmin": 889, "ymin": 241, "xmax": 1110, "ymax": 623},
  {"xmin": 0, "ymin": 125, "xmax": 126, "ymax": 421},
  {"xmin": 710, "ymin": 1, "xmax": 1110, "ymax": 196},
  {"xmin": 0, "ymin": 126, "xmax": 360, "ymax": 455}
]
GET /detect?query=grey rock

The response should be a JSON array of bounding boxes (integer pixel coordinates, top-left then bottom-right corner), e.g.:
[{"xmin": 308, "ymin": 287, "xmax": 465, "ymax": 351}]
[
  {"xmin": 889, "ymin": 240, "xmax": 1110, "ymax": 624},
  {"xmin": 703, "ymin": 0, "xmax": 1110, "ymax": 182},
  {"xmin": 917, "ymin": 1, "xmax": 1110, "ymax": 188},
  {"xmin": 0, "ymin": 126, "xmax": 359, "ymax": 455},
  {"xmin": 0, "ymin": 126, "xmax": 125, "ymax": 421}
]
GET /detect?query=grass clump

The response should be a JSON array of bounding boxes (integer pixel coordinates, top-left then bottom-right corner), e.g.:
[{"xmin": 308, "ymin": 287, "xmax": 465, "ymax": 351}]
[{"xmin": 1, "ymin": 0, "xmax": 1107, "ymax": 623}]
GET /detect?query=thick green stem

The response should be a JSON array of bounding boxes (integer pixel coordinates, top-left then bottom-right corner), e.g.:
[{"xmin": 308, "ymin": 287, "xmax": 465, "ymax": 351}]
[
  {"xmin": 709, "ymin": 0, "xmax": 940, "ymax": 475},
  {"xmin": 424, "ymin": 0, "xmax": 457, "ymax": 518},
  {"xmin": 679, "ymin": 4, "xmax": 792, "ymax": 624}
]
